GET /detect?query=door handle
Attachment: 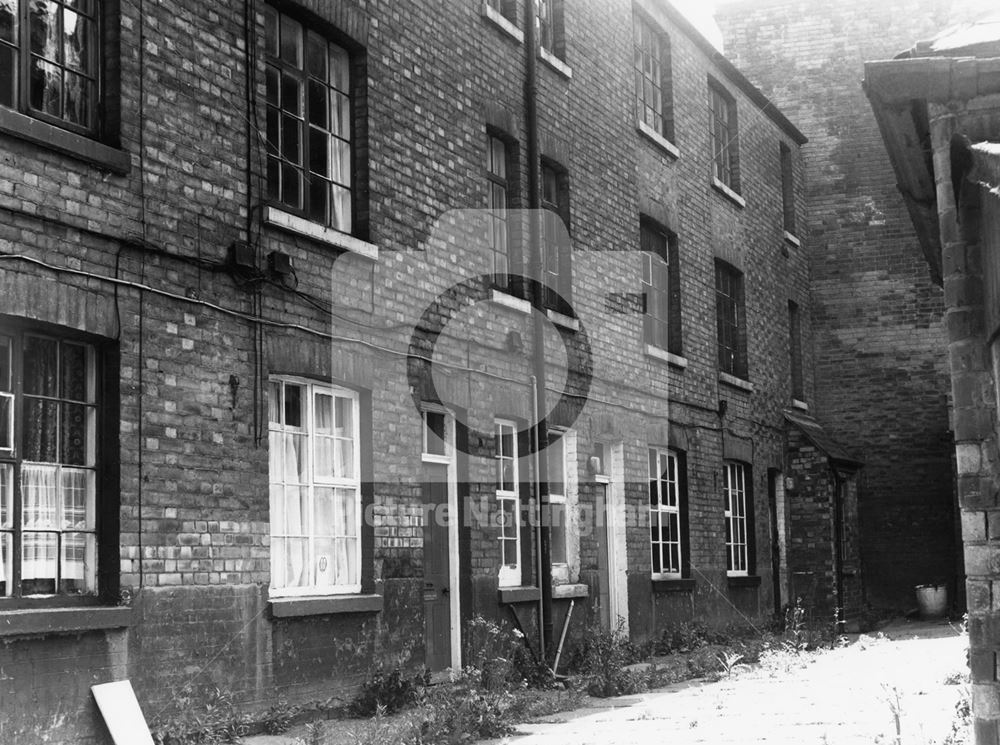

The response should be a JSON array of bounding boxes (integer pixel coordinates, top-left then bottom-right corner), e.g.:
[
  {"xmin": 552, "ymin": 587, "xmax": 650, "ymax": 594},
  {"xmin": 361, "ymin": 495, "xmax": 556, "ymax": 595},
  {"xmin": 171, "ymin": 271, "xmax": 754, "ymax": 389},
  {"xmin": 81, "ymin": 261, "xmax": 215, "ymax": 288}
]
[{"xmin": 441, "ymin": 587, "xmax": 449, "ymax": 596}]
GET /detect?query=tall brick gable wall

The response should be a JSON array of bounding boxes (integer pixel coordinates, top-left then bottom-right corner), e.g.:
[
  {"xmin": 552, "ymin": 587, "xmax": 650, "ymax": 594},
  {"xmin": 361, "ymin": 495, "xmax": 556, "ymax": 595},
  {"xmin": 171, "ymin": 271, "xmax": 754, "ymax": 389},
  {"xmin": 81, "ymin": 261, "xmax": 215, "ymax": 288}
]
[{"xmin": 717, "ymin": 0, "xmax": 985, "ymax": 609}]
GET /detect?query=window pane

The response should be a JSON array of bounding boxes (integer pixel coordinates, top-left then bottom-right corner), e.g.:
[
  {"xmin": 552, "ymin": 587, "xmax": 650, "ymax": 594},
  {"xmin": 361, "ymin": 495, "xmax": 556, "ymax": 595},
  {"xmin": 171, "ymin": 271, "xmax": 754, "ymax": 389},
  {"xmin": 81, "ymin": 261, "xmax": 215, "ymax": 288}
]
[
  {"xmin": 284, "ymin": 484, "xmax": 308, "ymax": 535},
  {"xmin": 340, "ymin": 536, "xmax": 358, "ymax": 585},
  {"xmin": 0, "ymin": 531, "xmax": 10, "ymax": 597},
  {"xmin": 265, "ymin": 65, "xmax": 278, "ymax": 106},
  {"xmin": 335, "ymin": 396, "xmax": 353, "ymax": 437},
  {"xmin": 314, "ymin": 435, "xmax": 334, "ymax": 480},
  {"xmin": 284, "ymin": 433, "xmax": 307, "ymax": 483},
  {"xmin": 424, "ymin": 411, "xmax": 446, "ymax": 456},
  {"xmin": 24, "ymin": 336, "xmax": 58, "ymax": 396},
  {"xmin": 0, "ymin": 45, "xmax": 13, "ymax": 108},
  {"xmin": 550, "ymin": 502, "xmax": 566, "ymax": 563},
  {"xmin": 279, "ymin": 13, "xmax": 301, "ymax": 66},
  {"xmin": 22, "ymin": 464, "xmax": 58, "ymax": 527},
  {"xmin": 0, "ymin": 394, "xmax": 11, "ymax": 450},
  {"xmin": 280, "ymin": 73, "xmax": 300, "ymax": 116},
  {"xmin": 284, "ymin": 537, "xmax": 309, "ymax": 587},
  {"xmin": 21, "ymin": 531, "xmax": 57, "ymax": 594},
  {"xmin": 314, "ymin": 536, "xmax": 335, "ymax": 586},
  {"xmin": 335, "ymin": 437, "xmax": 354, "ymax": 479},
  {"xmin": 265, "ymin": 106, "xmax": 279, "ymax": 153},
  {"xmin": 305, "ymin": 32, "xmax": 326, "ymax": 78},
  {"xmin": 60, "ymin": 531, "xmax": 95, "ymax": 593},
  {"xmin": 314, "ymin": 393, "xmax": 332, "ymax": 433},
  {"xmin": 284, "ymin": 384, "xmax": 302, "ymax": 427},
  {"xmin": 329, "ymin": 44, "xmax": 349, "ymax": 91},
  {"xmin": 548, "ymin": 437, "xmax": 564, "ymax": 497},
  {"xmin": 60, "ymin": 403, "xmax": 94, "ymax": 465},
  {"xmin": 0, "ymin": 463, "xmax": 10, "ymax": 527},
  {"xmin": 307, "ymin": 79, "xmax": 327, "ymax": 129},
  {"xmin": 309, "ymin": 127, "xmax": 328, "ymax": 176},
  {"xmin": 60, "ymin": 467, "xmax": 94, "ymax": 529},
  {"xmin": 62, "ymin": 72, "xmax": 90, "ymax": 126},
  {"xmin": 63, "ymin": 9, "xmax": 91, "ymax": 73},
  {"xmin": 30, "ymin": 57, "xmax": 61, "ymax": 115},
  {"xmin": 281, "ymin": 163, "xmax": 301, "ymax": 208},
  {"xmin": 331, "ymin": 138, "xmax": 350, "ymax": 186},
  {"xmin": 281, "ymin": 113, "xmax": 300, "ymax": 161},
  {"xmin": 330, "ymin": 184, "xmax": 351, "ymax": 232},
  {"xmin": 263, "ymin": 5, "xmax": 278, "ymax": 56},
  {"xmin": 331, "ymin": 91, "xmax": 349, "ymax": 137},
  {"xmin": 313, "ymin": 487, "xmax": 334, "ymax": 536},
  {"xmin": 23, "ymin": 398, "xmax": 58, "ymax": 462},
  {"xmin": 308, "ymin": 173, "xmax": 329, "ymax": 223},
  {"xmin": 268, "ymin": 381, "xmax": 281, "ymax": 424},
  {"xmin": 60, "ymin": 342, "xmax": 88, "ymax": 400},
  {"xmin": 29, "ymin": 1, "xmax": 59, "ymax": 58},
  {"xmin": 0, "ymin": 0, "xmax": 16, "ymax": 43}
]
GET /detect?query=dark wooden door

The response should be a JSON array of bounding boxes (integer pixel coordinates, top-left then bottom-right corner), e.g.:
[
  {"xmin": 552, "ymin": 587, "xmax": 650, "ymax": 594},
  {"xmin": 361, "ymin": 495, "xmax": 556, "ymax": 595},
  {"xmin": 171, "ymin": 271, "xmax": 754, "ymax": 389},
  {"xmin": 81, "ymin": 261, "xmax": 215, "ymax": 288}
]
[{"xmin": 423, "ymin": 470, "xmax": 451, "ymax": 671}]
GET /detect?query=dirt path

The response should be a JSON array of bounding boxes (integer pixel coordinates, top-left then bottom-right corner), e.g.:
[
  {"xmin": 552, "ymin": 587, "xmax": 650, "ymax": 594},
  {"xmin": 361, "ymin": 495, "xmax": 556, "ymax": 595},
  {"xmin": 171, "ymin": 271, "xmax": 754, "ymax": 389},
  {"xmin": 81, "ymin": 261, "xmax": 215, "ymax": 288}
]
[{"xmin": 483, "ymin": 618, "xmax": 967, "ymax": 745}]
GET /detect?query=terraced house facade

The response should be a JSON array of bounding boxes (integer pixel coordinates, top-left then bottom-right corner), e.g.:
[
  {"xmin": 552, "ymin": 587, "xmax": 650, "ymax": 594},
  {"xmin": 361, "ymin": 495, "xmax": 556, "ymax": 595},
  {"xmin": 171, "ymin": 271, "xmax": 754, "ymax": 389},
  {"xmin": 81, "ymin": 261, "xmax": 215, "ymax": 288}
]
[{"xmin": 0, "ymin": 0, "xmax": 860, "ymax": 741}]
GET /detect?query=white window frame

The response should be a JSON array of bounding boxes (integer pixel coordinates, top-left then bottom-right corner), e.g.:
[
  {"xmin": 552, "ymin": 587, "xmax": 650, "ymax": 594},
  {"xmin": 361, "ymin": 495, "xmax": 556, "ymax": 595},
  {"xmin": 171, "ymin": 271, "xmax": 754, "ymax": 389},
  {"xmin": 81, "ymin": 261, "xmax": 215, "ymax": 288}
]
[
  {"xmin": 268, "ymin": 377, "xmax": 362, "ymax": 597},
  {"xmin": 724, "ymin": 461, "xmax": 749, "ymax": 577},
  {"xmin": 547, "ymin": 429, "xmax": 578, "ymax": 584},
  {"xmin": 495, "ymin": 419, "xmax": 520, "ymax": 588},
  {"xmin": 649, "ymin": 447, "xmax": 682, "ymax": 579},
  {"xmin": 421, "ymin": 408, "xmax": 452, "ymax": 465}
]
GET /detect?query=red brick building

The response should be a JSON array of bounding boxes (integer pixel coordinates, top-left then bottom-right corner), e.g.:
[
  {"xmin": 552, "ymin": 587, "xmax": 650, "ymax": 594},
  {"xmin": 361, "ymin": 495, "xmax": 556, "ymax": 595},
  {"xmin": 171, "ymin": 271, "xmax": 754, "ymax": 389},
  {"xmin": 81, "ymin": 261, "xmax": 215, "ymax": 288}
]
[{"xmin": 0, "ymin": 0, "xmax": 855, "ymax": 741}]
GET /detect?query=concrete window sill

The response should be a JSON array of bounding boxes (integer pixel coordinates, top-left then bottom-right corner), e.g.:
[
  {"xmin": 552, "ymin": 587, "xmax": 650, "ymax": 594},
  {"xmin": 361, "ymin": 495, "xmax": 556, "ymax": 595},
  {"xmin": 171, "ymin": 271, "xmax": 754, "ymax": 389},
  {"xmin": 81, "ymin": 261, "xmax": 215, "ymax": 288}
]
[
  {"xmin": 264, "ymin": 206, "xmax": 379, "ymax": 260},
  {"xmin": 791, "ymin": 398, "xmax": 809, "ymax": 411},
  {"xmin": 0, "ymin": 107, "xmax": 130, "ymax": 174},
  {"xmin": 727, "ymin": 575, "xmax": 761, "ymax": 589},
  {"xmin": 498, "ymin": 586, "xmax": 541, "ymax": 604},
  {"xmin": 711, "ymin": 177, "xmax": 747, "ymax": 209},
  {"xmin": 719, "ymin": 371, "xmax": 754, "ymax": 392},
  {"xmin": 482, "ymin": 3, "xmax": 523, "ymax": 43},
  {"xmin": 784, "ymin": 230, "xmax": 801, "ymax": 247},
  {"xmin": 491, "ymin": 289, "xmax": 532, "ymax": 315},
  {"xmin": 546, "ymin": 308, "xmax": 579, "ymax": 331},
  {"xmin": 637, "ymin": 121, "xmax": 679, "ymax": 159},
  {"xmin": 651, "ymin": 578, "xmax": 695, "ymax": 593},
  {"xmin": 269, "ymin": 594, "xmax": 383, "ymax": 618},
  {"xmin": 539, "ymin": 48, "xmax": 572, "ymax": 79},
  {"xmin": 552, "ymin": 583, "xmax": 589, "ymax": 599},
  {"xmin": 645, "ymin": 344, "xmax": 687, "ymax": 369},
  {"xmin": 0, "ymin": 605, "xmax": 132, "ymax": 637}
]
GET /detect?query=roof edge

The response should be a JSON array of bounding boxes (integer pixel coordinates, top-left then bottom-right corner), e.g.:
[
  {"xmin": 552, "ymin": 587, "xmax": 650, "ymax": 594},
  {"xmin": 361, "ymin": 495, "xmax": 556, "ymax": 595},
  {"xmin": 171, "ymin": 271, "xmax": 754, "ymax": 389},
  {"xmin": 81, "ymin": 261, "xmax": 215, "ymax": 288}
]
[{"xmin": 656, "ymin": 1, "xmax": 808, "ymax": 145}]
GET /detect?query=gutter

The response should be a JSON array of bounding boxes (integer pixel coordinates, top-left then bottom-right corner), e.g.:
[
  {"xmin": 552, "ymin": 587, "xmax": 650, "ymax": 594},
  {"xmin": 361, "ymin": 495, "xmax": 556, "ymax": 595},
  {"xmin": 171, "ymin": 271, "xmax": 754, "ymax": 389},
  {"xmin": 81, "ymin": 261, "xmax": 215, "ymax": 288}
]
[{"xmin": 524, "ymin": 0, "xmax": 554, "ymax": 658}]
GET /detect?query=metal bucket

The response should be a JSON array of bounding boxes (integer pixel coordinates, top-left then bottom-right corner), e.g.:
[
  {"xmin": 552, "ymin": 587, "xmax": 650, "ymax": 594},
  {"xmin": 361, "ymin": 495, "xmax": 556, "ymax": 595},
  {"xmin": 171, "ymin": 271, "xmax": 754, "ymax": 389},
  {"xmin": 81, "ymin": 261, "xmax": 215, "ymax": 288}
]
[{"xmin": 915, "ymin": 584, "xmax": 948, "ymax": 619}]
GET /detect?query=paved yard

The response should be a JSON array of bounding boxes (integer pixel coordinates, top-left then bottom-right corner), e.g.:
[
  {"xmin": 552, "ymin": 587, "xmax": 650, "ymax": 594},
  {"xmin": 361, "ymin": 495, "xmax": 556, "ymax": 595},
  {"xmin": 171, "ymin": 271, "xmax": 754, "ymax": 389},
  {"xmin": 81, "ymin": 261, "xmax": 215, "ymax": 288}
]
[{"xmin": 484, "ymin": 618, "xmax": 967, "ymax": 745}]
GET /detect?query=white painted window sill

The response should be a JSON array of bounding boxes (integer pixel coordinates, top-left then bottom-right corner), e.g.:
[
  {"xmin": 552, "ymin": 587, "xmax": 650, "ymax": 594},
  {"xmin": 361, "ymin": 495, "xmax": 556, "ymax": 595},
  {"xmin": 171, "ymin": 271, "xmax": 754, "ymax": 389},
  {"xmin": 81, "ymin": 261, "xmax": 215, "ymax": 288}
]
[
  {"xmin": 264, "ymin": 206, "xmax": 378, "ymax": 260},
  {"xmin": 711, "ymin": 177, "xmax": 746, "ymax": 209},
  {"xmin": 644, "ymin": 344, "xmax": 687, "ymax": 368},
  {"xmin": 637, "ymin": 121, "xmax": 679, "ymax": 159},
  {"xmin": 482, "ymin": 3, "xmax": 523, "ymax": 43},
  {"xmin": 791, "ymin": 398, "xmax": 809, "ymax": 411},
  {"xmin": 269, "ymin": 594, "xmax": 383, "ymax": 618},
  {"xmin": 539, "ymin": 47, "xmax": 572, "ymax": 79},
  {"xmin": 546, "ymin": 308, "xmax": 579, "ymax": 331},
  {"xmin": 719, "ymin": 371, "xmax": 754, "ymax": 392},
  {"xmin": 491, "ymin": 289, "xmax": 532, "ymax": 314},
  {"xmin": 784, "ymin": 230, "xmax": 801, "ymax": 247}
]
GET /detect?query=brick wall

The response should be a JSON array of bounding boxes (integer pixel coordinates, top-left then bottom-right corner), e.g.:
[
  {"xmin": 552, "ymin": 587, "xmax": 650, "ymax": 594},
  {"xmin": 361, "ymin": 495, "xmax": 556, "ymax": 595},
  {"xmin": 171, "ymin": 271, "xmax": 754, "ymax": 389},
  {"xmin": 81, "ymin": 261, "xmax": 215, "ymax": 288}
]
[
  {"xmin": 717, "ymin": 0, "xmax": 987, "ymax": 608},
  {"xmin": 0, "ymin": 0, "xmax": 821, "ymax": 740}
]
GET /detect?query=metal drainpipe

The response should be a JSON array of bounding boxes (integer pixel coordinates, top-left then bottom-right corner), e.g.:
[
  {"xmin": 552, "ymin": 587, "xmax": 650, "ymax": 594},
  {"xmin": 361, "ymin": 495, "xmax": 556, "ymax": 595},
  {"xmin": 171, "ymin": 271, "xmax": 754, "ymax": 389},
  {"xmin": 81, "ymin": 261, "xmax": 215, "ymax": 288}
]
[{"xmin": 524, "ymin": 0, "xmax": 553, "ymax": 657}]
